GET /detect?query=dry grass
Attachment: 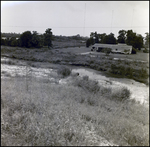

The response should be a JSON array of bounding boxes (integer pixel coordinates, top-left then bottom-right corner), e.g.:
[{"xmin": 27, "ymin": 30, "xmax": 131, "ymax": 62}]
[
  {"xmin": 57, "ymin": 66, "xmax": 72, "ymax": 78},
  {"xmin": 1, "ymin": 46, "xmax": 149, "ymax": 85},
  {"xmin": 1, "ymin": 73, "xmax": 149, "ymax": 146}
]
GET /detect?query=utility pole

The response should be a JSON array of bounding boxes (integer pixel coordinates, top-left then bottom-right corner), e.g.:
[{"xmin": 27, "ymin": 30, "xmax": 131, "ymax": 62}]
[
  {"xmin": 131, "ymin": 9, "xmax": 134, "ymax": 30},
  {"xmin": 111, "ymin": 10, "xmax": 114, "ymax": 33},
  {"xmin": 83, "ymin": 3, "xmax": 86, "ymax": 37}
]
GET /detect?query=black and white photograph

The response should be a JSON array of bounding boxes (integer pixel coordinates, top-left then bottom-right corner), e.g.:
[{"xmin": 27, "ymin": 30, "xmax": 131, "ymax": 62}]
[{"xmin": 1, "ymin": 1, "xmax": 149, "ymax": 146}]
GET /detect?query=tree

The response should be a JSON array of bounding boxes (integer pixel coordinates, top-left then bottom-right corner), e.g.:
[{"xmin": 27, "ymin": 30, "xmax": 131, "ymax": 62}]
[
  {"xmin": 1, "ymin": 34, "xmax": 6, "ymax": 45},
  {"xmin": 5, "ymin": 37, "xmax": 11, "ymax": 46},
  {"xmin": 134, "ymin": 34, "xmax": 143, "ymax": 50},
  {"xmin": 90, "ymin": 32, "xmax": 100, "ymax": 43},
  {"xmin": 103, "ymin": 33, "xmax": 117, "ymax": 44},
  {"xmin": 86, "ymin": 39, "xmax": 91, "ymax": 47},
  {"xmin": 86, "ymin": 38, "xmax": 95, "ymax": 47},
  {"xmin": 117, "ymin": 30, "xmax": 126, "ymax": 43},
  {"xmin": 98, "ymin": 33, "xmax": 107, "ymax": 43},
  {"xmin": 20, "ymin": 31, "xmax": 32, "ymax": 48},
  {"xmin": 10, "ymin": 37, "xmax": 18, "ymax": 47},
  {"xmin": 31, "ymin": 31, "xmax": 43, "ymax": 48},
  {"xmin": 44, "ymin": 28, "xmax": 53, "ymax": 48},
  {"xmin": 144, "ymin": 32, "xmax": 149, "ymax": 48},
  {"xmin": 126, "ymin": 30, "xmax": 143, "ymax": 50},
  {"xmin": 126, "ymin": 30, "xmax": 136, "ymax": 46}
]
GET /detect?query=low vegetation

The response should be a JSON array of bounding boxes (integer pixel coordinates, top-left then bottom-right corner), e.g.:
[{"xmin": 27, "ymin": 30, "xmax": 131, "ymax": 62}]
[
  {"xmin": 1, "ymin": 46, "xmax": 149, "ymax": 85},
  {"xmin": 1, "ymin": 67, "xmax": 149, "ymax": 146},
  {"xmin": 1, "ymin": 30, "xmax": 149, "ymax": 146},
  {"xmin": 57, "ymin": 66, "xmax": 72, "ymax": 78}
]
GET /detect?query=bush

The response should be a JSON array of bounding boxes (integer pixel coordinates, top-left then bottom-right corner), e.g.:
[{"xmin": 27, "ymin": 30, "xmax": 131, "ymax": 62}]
[
  {"xmin": 125, "ymin": 66, "xmax": 133, "ymax": 78},
  {"xmin": 118, "ymin": 65, "xmax": 125, "ymax": 75},
  {"xmin": 110, "ymin": 64, "xmax": 118, "ymax": 74},
  {"xmin": 82, "ymin": 75, "xmax": 89, "ymax": 81},
  {"xmin": 74, "ymin": 76, "xmax": 100, "ymax": 93},
  {"xmin": 139, "ymin": 68, "xmax": 149, "ymax": 78},
  {"xmin": 57, "ymin": 66, "xmax": 71, "ymax": 78},
  {"xmin": 111, "ymin": 87, "xmax": 131, "ymax": 101},
  {"xmin": 104, "ymin": 48, "xmax": 112, "ymax": 56},
  {"xmin": 143, "ymin": 48, "xmax": 149, "ymax": 53},
  {"xmin": 131, "ymin": 47, "xmax": 137, "ymax": 54}
]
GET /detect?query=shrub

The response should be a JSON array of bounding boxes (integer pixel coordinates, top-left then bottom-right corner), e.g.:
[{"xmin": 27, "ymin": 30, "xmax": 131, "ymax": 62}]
[
  {"xmin": 131, "ymin": 47, "xmax": 137, "ymax": 54},
  {"xmin": 105, "ymin": 48, "xmax": 112, "ymax": 56},
  {"xmin": 143, "ymin": 48, "xmax": 149, "ymax": 53},
  {"xmin": 83, "ymin": 75, "xmax": 89, "ymax": 81},
  {"xmin": 110, "ymin": 64, "xmax": 118, "ymax": 74},
  {"xmin": 100, "ymin": 87, "xmax": 112, "ymax": 96},
  {"xmin": 57, "ymin": 66, "xmax": 71, "ymax": 78},
  {"xmin": 139, "ymin": 68, "xmax": 149, "ymax": 78},
  {"xmin": 1, "ymin": 59, "xmax": 16, "ymax": 65},
  {"xmin": 74, "ymin": 76, "xmax": 100, "ymax": 93},
  {"xmin": 125, "ymin": 66, "xmax": 133, "ymax": 78},
  {"xmin": 118, "ymin": 65, "xmax": 125, "ymax": 75},
  {"xmin": 111, "ymin": 87, "xmax": 131, "ymax": 101}
]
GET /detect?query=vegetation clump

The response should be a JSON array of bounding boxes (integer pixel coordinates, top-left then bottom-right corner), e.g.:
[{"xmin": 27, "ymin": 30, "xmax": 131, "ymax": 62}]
[
  {"xmin": 57, "ymin": 66, "xmax": 72, "ymax": 78},
  {"xmin": 74, "ymin": 76, "xmax": 100, "ymax": 93},
  {"xmin": 111, "ymin": 87, "xmax": 131, "ymax": 101},
  {"xmin": 1, "ymin": 65, "xmax": 149, "ymax": 146}
]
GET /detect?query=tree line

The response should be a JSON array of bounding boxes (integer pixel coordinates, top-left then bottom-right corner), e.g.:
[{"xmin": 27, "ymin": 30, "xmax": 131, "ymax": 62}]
[
  {"xmin": 86, "ymin": 30, "xmax": 149, "ymax": 50},
  {"xmin": 1, "ymin": 28, "xmax": 149, "ymax": 51},
  {"xmin": 1, "ymin": 28, "xmax": 53, "ymax": 48}
]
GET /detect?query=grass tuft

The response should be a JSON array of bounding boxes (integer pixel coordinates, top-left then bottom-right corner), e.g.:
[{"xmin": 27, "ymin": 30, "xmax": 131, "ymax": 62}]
[
  {"xmin": 111, "ymin": 87, "xmax": 131, "ymax": 101},
  {"xmin": 57, "ymin": 66, "xmax": 72, "ymax": 78},
  {"xmin": 74, "ymin": 76, "xmax": 100, "ymax": 93}
]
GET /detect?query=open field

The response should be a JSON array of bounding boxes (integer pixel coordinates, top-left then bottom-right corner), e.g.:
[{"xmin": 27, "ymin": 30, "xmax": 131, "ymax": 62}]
[
  {"xmin": 1, "ymin": 45, "xmax": 149, "ymax": 145},
  {"xmin": 1, "ymin": 46, "xmax": 149, "ymax": 85},
  {"xmin": 1, "ymin": 63, "xmax": 149, "ymax": 146},
  {"xmin": 53, "ymin": 46, "xmax": 149, "ymax": 62},
  {"xmin": 52, "ymin": 40, "xmax": 85, "ymax": 49}
]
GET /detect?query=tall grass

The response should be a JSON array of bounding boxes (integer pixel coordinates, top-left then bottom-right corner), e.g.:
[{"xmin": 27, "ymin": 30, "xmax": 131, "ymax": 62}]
[
  {"xmin": 1, "ymin": 75, "xmax": 149, "ymax": 146},
  {"xmin": 111, "ymin": 87, "xmax": 131, "ymax": 101},
  {"xmin": 1, "ymin": 46, "xmax": 149, "ymax": 84},
  {"xmin": 57, "ymin": 66, "xmax": 72, "ymax": 78}
]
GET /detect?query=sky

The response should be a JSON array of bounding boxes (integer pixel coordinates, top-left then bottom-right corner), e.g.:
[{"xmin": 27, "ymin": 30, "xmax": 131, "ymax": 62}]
[{"xmin": 1, "ymin": 1, "xmax": 149, "ymax": 38}]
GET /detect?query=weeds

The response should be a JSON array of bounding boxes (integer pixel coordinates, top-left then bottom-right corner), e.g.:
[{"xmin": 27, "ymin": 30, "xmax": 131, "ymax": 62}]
[
  {"xmin": 1, "ymin": 46, "xmax": 149, "ymax": 84},
  {"xmin": 57, "ymin": 66, "xmax": 72, "ymax": 78},
  {"xmin": 1, "ymin": 73, "xmax": 149, "ymax": 146},
  {"xmin": 1, "ymin": 59, "xmax": 16, "ymax": 65},
  {"xmin": 74, "ymin": 76, "xmax": 100, "ymax": 93},
  {"xmin": 111, "ymin": 87, "xmax": 131, "ymax": 101}
]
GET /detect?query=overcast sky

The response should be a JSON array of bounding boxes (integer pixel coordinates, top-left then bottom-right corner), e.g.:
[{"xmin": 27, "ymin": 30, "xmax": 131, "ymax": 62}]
[{"xmin": 1, "ymin": 1, "xmax": 149, "ymax": 37}]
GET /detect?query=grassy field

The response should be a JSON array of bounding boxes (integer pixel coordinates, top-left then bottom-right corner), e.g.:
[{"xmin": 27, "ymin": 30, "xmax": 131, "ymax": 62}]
[
  {"xmin": 1, "ymin": 45, "xmax": 149, "ymax": 145},
  {"xmin": 54, "ymin": 46, "xmax": 149, "ymax": 62},
  {"xmin": 1, "ymin": 65, "xmax": 149, "ymax": 146},
  {"xmin": 1, "ymin": 46, "xmax": 149, "ymax": 85}
]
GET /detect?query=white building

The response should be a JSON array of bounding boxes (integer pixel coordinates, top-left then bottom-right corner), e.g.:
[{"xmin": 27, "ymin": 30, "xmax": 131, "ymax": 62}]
[{"xmin": 91, "ymin": 43, "xmax": 132, "ymax": 54}]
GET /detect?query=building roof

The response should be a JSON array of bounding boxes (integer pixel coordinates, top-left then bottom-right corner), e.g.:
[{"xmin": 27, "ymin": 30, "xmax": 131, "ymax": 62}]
[{"xmin": 93, "ymin": 43, "xmax": 132, "ymax": 48}]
